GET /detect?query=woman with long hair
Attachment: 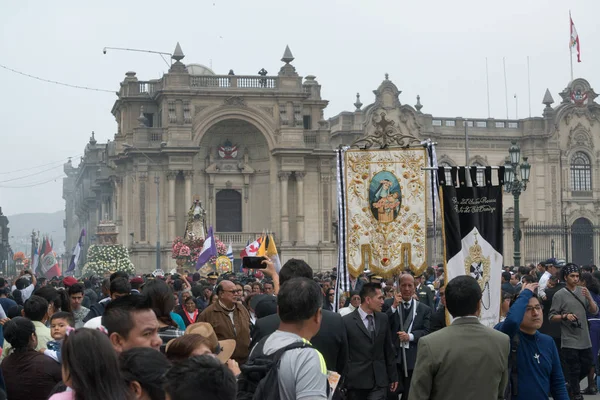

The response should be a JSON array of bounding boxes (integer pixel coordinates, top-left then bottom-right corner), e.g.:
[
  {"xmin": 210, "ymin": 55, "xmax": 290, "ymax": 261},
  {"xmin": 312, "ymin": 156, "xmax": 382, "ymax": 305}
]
[
  {"xmin": 580, "ymin": 272, "xmax": 600, "ymax": 394},
  {"xmin": 49, "ymin": 328, "xmax": 131, "ymax": 400},
  {"xmin": 142, "ymin": 279, "xmax": 184, "ymax": 351},
  {"xmin": 119, "ymin": 347, "xmax": 171, "ymax": 400},
  {"xmin": 34, "ymin": 286, "xmax": 71, "ymax": 318},
  {"xmin": 1, "ymin": 317, "xmax": 62, "ymax": 400}
]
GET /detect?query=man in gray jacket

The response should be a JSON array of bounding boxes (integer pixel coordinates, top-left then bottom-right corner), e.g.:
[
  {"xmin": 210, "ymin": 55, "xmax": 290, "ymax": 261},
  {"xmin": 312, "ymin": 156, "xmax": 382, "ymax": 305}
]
[{"xmin": 409, "ymin": 275, "xmax": 509, "ymax": 400}]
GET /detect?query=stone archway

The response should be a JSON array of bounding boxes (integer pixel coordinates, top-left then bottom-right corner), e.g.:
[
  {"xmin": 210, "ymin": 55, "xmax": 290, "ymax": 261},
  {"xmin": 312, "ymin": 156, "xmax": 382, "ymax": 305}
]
[{"xmin": 572, "ymin": 217, "xmax": 594, "ymax": 266}]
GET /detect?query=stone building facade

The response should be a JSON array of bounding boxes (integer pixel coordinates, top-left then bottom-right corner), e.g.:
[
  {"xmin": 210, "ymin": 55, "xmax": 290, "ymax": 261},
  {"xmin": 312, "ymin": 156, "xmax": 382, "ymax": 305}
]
[{"xmin": 63, "ymin": 42, "xmax": 600, "ymax": 273}]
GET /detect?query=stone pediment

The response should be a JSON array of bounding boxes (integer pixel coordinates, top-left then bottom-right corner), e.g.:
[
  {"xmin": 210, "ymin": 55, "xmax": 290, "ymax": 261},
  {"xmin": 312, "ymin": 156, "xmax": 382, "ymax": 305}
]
[
  {"xmin": 205, "ymin": 159, "xmax": 255, "ymax": 174},
  {"xmin": 567, "ymin": 122, "xmax": 594, "ymax": 150}
]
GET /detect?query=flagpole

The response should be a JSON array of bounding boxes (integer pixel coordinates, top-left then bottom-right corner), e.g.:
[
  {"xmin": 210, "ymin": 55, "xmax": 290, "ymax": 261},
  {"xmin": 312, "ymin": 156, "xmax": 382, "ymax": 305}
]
[
  {"xmin": 569, "ymin": 10, "xmax": 574, "ymax": 82},
  {"xmin": 570, "ymin": 47, "xmax": 574, "ymax": 82}
]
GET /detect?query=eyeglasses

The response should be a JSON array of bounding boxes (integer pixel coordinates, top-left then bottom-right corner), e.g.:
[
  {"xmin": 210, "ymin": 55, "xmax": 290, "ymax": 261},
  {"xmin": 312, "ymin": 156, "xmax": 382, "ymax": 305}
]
[
  {"xmin": 224, "ymin": 289, "xmax": 243, "ymax": 294},
  {"xmin": 525, "ymin": 305, "xmax": 543, "ymax": 312}
]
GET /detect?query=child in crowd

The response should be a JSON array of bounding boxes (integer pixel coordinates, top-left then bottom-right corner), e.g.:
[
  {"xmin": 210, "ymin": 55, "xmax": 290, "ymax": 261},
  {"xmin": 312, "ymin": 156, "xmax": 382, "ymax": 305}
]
[{"xmin": 40, "ymin": 312, "xmax": 75, "ymax": 363}]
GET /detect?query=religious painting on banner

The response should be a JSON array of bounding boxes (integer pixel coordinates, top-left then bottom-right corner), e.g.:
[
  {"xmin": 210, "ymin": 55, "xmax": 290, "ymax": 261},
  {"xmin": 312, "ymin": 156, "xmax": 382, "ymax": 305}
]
[
  {"xmin": 438, "ymin": 166, "xmax": 504, "ymax": 328},
  {"xmin": 344, "ymin": 148, "xmax": 428, "ymax": 278}
]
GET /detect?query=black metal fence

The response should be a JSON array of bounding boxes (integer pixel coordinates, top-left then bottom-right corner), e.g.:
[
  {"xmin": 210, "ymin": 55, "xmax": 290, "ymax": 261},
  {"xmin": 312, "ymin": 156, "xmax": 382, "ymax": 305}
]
[{"xmin": 522, "ymin": 222, "xmax": 600, "ymax": 266}]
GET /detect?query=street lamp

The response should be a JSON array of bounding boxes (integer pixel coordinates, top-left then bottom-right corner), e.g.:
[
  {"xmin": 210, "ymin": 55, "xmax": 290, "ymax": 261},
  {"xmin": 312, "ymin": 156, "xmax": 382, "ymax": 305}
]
[
  {"xmin": 503, "ymin": 140, "xmax": 531, "ymax": 267},
  {"xmin": 123, "ymin": 143, "xmax": 165, "ymax": 272}
]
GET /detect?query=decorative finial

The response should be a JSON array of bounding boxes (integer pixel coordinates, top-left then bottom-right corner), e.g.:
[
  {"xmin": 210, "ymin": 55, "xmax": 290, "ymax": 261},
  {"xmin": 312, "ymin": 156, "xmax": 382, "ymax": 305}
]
[
  {"xmin": 172, "ymin": 42, "xmax": 185, "ymax": 62},
  {"xmin": 354, "ymin": 93, "xmax": 363, "ymax": 111},
  {"xmin": 89, "ymin": 131, "xmax": 97, "ymax": 145},
  {"xmin": 385, "ymin": 73, "xmax": 389, "ymax": 80},
  {"xmin": 281, "ymin": 45, "xmax": 294, "ymax": 64},
  {"xmin": 542, "ymin": 88, "xmax": 554, "ymax": 107},
  {"xmin": 415, "ymin": 95, "xmax": 423, "ymax": 112},
  {"xmin": 258, "ymin": 68, "xmax": 268, "ymax": 76},
  {"xmin": 138, "ymin": 106, "xmax": 149, "ymax": 127}
]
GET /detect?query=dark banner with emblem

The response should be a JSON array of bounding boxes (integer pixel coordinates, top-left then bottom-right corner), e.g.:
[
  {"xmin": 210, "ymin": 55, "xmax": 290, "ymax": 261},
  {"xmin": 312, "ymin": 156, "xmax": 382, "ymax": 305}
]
[{"xmin": 438, "ymin": 166, "xmax": 504, "ymax": 327}]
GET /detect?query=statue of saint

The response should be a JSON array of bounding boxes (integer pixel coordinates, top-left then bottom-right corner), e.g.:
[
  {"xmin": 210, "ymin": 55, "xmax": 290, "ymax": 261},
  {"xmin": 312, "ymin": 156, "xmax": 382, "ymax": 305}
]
[{"xmin": 184, "ymin": 199, "xmax": 206, "ymax": 241}]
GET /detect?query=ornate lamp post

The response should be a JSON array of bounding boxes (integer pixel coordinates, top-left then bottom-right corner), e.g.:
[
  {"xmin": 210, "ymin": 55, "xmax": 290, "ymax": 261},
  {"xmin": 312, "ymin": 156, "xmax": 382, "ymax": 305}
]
[{"xmin": 504, "ymin": 141, "xmax": 531, "ymax": 267}]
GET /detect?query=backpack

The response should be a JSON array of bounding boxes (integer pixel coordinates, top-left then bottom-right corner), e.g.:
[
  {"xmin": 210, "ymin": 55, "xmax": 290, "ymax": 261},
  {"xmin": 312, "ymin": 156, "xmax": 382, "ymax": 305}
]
[{"xmin": 237, "ymin": 336, "xmax": 314, "ymax": 400}]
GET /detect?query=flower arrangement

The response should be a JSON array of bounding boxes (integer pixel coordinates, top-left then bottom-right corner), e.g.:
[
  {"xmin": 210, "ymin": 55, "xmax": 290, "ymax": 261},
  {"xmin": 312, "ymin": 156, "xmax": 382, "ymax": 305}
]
[
  {"xmin": 12, "ymin": 252, "xmax": 25, "ymax": 261},
  {"xmin": 171, "ymin": 235, "xmax": 227, "ymax": 269},
  {"xmin": 83, "ymin": 244, "xmax": 135, "ymax": 276}
]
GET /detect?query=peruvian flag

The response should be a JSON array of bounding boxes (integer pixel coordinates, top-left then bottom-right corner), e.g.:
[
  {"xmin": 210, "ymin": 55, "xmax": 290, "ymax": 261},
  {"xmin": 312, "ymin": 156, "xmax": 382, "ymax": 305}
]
[
  {"xmin": 570, "ymin": 12, "xmax": 581, "ymax": 62},
  {"xmin": 240, "ymin": 237, "xmax": 262, "ymax": 258},
  {"xmin": 40, "ymin": 237, "xmax": 61, "ymax": 278}
]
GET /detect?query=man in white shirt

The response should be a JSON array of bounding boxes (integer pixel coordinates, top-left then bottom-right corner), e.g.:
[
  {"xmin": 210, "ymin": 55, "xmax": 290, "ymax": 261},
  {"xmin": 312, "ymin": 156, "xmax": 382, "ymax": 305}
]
[
  {"xmin": 11, "ymin": 270, "xmax": 36, "ymax": 303},
  {"xmin": 539, "ymin": 260, "xmax": 560, "ymax": 299},
  {"xmin": 339, "ymin": 291, "xmax": 360, "ymax": 317}
]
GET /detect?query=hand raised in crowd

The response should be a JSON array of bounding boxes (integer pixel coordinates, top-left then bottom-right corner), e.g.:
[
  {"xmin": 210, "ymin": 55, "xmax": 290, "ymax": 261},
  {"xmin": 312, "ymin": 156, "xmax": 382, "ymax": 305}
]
[
  {"xmin": 226, "ymin": 359, "xmax": 241, "ymax": 376},
  {"xmin": 521, "ymin": 282, "xmax": 538, "ymax": 294},
  {"xmin": 261, "ymin": 257, "xmax": 276, "ymax": 277},
  {"xmin": 392, "ymin": 292, "xmax": 403, "ymax": 308},
  {"xmin": 582, "ymin": 286, "xmax": 591, "ymax": 298}
]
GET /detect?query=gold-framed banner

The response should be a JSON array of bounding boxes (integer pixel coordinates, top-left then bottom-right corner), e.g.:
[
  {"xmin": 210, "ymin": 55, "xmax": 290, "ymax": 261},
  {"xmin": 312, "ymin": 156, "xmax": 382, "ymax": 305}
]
[{"xmin": 344, "ymin": 148, "xmax": 428, "ymax": 278}]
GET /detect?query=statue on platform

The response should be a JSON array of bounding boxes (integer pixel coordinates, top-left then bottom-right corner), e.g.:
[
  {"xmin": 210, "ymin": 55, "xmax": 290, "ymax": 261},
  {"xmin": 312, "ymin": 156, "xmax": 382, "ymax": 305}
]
[{"xmin": 184, "ymin": 198, "xmax": 207, "ymax": 241}]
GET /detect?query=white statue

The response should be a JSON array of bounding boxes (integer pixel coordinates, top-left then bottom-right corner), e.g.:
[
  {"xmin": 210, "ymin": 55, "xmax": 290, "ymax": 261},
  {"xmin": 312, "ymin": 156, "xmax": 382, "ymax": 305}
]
[{"xmin": 184, "ymin": 199, "xmax": 206, "ymax": 241}]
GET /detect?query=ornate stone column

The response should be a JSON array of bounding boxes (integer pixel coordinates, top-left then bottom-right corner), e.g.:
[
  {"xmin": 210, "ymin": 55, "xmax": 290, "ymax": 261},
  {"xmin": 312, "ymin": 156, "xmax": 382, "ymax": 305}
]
[
  {"xmin": 167, "ymin": 172, "xmax": 177, "ymax": 243},
  {"xmin": 295, "ymin": 172, "xmax": 305, "ymax": 243},
  {"xmin": 279, "ymin": 171, "xmax": 291, "ymax": 243},
  {"xmin": 184, "ymin": 171, "xmax": 193, "ymax": 210}
]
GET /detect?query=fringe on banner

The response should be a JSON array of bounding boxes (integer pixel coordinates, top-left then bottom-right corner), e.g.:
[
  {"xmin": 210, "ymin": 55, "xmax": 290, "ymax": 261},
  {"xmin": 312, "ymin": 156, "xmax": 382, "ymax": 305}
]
[{"xmin": 334, "ymin": 146, "xmax": 350, "ymax": 311}]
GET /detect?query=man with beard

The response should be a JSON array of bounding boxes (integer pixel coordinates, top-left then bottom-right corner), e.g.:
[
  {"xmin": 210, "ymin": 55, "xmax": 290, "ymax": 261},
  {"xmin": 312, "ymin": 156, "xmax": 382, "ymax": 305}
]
[{"xmin": 496, "ymin": 283, "xmax": 568, "ymax": 399}]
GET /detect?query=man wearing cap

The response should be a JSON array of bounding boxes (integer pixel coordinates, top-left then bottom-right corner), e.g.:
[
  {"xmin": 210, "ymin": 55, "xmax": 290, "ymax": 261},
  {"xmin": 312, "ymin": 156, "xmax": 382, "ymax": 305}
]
[
  {"xmin": 130, "ymin": 276, "xmax": 144, "ymax": 294},
  {"xmin": 63, "ymin": 276, "xmax": 78, "ymax": 288},
  {"xmin": 549, "ymin": 263, "xmax": 598, "ymax": 400},
  {"xmin": 539, "ymin": 260, "xmax": 561, "ymax": 299},
  {"xmin": 206, "ymin": 272, "xmax": 219, "ymax": 290}
]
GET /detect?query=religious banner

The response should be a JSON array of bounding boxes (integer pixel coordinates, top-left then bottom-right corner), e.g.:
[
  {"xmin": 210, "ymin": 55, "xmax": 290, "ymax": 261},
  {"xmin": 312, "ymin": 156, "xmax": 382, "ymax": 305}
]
[
  {"xmin": 343, "ymin": 148, "xmax": 428, "ymax": 278},
  {"xmin": 438, "ymin": 166, "xmax": 504, "ymax": 328}
]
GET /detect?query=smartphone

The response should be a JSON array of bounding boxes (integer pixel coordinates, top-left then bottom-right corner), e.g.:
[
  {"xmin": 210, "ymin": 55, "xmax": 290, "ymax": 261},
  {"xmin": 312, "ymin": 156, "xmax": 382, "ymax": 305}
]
[{"xmin": 242, "ymin": 256, "xmax": 267, "ymax": 269}]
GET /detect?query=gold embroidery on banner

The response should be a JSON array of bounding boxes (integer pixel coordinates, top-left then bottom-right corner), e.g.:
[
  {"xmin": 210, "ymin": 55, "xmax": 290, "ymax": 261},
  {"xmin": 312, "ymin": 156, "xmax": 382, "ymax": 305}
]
[{"xmin": 464, "ymin": 232, "xmax": 490, "ymax": 290}]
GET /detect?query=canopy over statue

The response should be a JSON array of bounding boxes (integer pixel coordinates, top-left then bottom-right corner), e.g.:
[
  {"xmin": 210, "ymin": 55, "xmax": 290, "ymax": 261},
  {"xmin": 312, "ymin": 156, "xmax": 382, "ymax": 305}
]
[{"xmin": 185, "ymin": 198, "xmax": 207, "ymax": 241}]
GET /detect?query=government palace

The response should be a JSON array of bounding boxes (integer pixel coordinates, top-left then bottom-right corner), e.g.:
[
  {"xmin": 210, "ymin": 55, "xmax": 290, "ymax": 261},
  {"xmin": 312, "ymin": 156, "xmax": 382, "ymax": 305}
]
[{"xmin": 63, "ymin": 43, "xmax": 600, "ymax": 273}]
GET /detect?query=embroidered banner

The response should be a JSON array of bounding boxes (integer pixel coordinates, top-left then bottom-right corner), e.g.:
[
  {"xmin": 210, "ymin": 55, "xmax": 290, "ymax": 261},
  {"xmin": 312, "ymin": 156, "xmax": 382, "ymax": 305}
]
[
  {"xmin": 438, "ymin": 166, "xmax": 504, "ymax": 328},
  {"xmin": 344, "ymin": 148, "xmax": 428, "ymax": 278}
]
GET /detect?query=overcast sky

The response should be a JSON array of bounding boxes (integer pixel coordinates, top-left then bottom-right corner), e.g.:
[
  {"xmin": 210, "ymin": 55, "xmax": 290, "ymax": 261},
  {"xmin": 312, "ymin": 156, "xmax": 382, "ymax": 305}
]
[{"xmin": 0, "ymin": 0, "xmax": 597, "ymax": 216}]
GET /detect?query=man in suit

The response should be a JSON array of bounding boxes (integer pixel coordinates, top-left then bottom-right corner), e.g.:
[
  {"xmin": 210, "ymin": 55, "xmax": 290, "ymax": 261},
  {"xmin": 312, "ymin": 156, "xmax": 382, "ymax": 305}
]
[
  {"xmin": 343, "ymin": 282, "xmax": 398, "ymax": 400},
  {"xmin": 250, "ymin": 259, "xmax": 348, "ymax": 374},
  {"xmin": 409, "ymin": 275, "xmax": 509, "ymax": 400},
  {"xmin": 387, "ymin": 274, "xmax": 431, "ymax": 400},
  {"xmin": 430, "ymin": 284, "xmax": 447, "ymax": 333}
]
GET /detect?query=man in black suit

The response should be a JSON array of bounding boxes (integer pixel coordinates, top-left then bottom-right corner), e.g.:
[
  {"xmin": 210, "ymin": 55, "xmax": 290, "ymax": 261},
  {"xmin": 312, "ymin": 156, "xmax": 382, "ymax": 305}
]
[
  {"xmin": 430, "ymin": 284, "xmax": 447, "ymax": 333},
  {"xmin": 387, "ymin": 274, "xmax": 431, "ymax": 400},
  {"xmin": 250, "ymin": 259, "xmax": 348, "ymax": 374},
  {"xmin": 343, "ymin": 283, "xmax": 398, "ymax": 400}
]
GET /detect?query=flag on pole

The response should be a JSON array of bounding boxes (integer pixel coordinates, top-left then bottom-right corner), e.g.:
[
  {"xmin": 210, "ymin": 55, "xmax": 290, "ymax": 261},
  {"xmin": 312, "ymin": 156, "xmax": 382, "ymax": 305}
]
[
  {"xmin": 195, "ymin": 226, "xmax": 217, "ymax": 271},
  {"xmin": 67, "ymin": 229, "xmax": 86, "ymax": 273},
  {"xmin": 256, "ymin": 234, "xmax": 282, "ymax": 273},
  {"xmin": 227, "ymin": 243, "xmax": 234, "ymax": 263},
  {"xmin": 570, "ymin": 12, "xmax": 581, "ymax": 62},
  {"xmin": 36, "ymin": 238, "xmax": 47, "ymax": 275},
  {"xmin": 240, "ymin": 237, "xmax": 262, "ymax": 258},
  {"xmin": 41, "ymin": 237, "xmax": 61, "ymax": 279},
  {"xmin": 31, "ymin": 246, "xmax": 39, "ymax": 275}
]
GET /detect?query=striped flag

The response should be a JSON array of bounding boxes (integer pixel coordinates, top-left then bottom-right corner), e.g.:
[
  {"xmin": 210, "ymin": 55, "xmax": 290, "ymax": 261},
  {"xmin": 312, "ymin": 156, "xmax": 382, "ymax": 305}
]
[
  {"xmin": 31, "ymin": 246, "xmax": 39, "ymax": 275},
  {"xmin": 570, "ymin": 12, "xmax": 581, "ymax": 62},
  {"xmin": 195, "ymin": 226, "xmax": 217, "ymax": 270},
  {"xmin": 67, "ymin": 229, "xmax": 86, "ymax": 273}
]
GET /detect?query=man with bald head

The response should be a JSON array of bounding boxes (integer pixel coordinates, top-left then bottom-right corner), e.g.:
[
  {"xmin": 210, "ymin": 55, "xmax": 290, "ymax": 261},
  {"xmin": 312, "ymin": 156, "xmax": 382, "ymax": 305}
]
[
  {"xmin": 197, "ymin": 279, "xmax": 251, "ymax": 364},
  {"xmin": 386, "ymin": 274, "xmax": 432, "ymax": 400}
]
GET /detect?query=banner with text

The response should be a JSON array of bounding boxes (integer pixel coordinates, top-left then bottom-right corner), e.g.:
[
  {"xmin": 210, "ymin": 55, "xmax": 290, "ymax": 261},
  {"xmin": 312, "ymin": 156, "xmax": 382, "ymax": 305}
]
[{"xmin": 438, "ymin": 166, "xmax": 504, "ymax": 328}]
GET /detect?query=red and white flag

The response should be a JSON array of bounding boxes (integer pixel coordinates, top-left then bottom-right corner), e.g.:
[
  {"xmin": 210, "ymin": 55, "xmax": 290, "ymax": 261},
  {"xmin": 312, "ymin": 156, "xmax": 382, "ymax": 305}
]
[
  {"xmin": 40, "ymin": 237, "xmax": 61, "ymax": 278},
  {"xmin": 570, "ymin": 12, "xmax": 581, "ymax": 62},
  {"xmin": 240, "ymin": 237, "xmax": 262, "ymax": 258}
]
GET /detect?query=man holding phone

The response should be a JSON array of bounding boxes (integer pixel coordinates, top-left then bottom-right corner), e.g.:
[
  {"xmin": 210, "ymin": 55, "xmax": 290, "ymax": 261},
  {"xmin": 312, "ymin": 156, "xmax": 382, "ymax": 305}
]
[{"xmin": 243, "ymin": 256, "xmax": 280, "ymax": 295}]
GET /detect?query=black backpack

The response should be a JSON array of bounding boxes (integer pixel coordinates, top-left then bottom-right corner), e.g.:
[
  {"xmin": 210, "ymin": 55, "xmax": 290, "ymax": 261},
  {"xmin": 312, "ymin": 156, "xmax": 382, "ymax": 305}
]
[{"xmin": 237, "ymin": 336, "xmax": 315, "ymax": 400}]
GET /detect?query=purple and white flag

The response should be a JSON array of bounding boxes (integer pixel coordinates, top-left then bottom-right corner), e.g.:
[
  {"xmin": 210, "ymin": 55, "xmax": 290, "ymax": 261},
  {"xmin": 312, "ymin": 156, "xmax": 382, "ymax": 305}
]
[
  {"xmin": 67, "ymin": 229, "xmax": 86, "ymax": 273},
  {"xmin": 195, "ymin": 226, "xmax": 217, "ymax": 271}
]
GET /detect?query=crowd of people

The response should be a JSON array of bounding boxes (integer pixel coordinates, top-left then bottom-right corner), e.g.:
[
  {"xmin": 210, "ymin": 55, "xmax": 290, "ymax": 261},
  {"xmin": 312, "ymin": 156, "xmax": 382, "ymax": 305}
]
[{"xmin": 0, "ymin": 257, "xmax": 596, "ymax": 399}]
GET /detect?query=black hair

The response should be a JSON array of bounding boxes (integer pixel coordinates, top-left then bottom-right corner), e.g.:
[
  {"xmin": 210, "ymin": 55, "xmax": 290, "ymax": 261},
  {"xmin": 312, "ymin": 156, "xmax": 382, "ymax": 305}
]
[
  {"xmin": 15, "ymin": 277, "xmax": 29, "ymax": 290},
  {"xmin": 191, "ymin": 285, "xmax": 204, "ymax": 298},
  {"xmin": 11, "ymin": 289, "xmax": 23, "ymax": 306},
  {"xmin": 34, "ymin": 286, "xmax": 71, "ymax": 313},
  {"xmin": 279, "ymin": 259, "xmax": 313, "ymax": 285},
  {"xmin": 6, "ymin": 305, "xmax": 23, "ymax": 319},
  {"xmin": 141, "ymin": 279, "xmax": 176, "ymax": 327},
  {"xmin": 4, "ymin": 317, "xmax": 35, "ymax": 351},
  {"xmin": 23, "ymin": 295, "xmax": 49, "ymax": 322},
  {"xmin": 581, "ymin": 272, "xmax": 600, "ymax": 295},
  {"xmin": 173, "ymin": 279, "xmax": 184, "ymax": 292},
  {"xmin": 359, "ymin": 282, "xmax": 382, "ymax": 303},
  {"xmin": 120, "ymin": 347, "xmax": 171, "ymax": 400},
  {"xmin": 593, "ymin": 271, "xmax": 600, "ymax": 283},
  {"xmin": 110, "ymin": 271, "xmax": 129, "ymax": 282},
  {"xmin": 164, "ymin": 355, "xmax": 236, "ymax": 400},
  {"xmin": 62, "ymin": 328, "xmax": 130, "ymax": 400},
  {"xmin": 278, "ymin": 277, "xmax": 322, "ymax": 323},
  {"xmin": 68, "ymin": 283, "xmax": 85, "ymax": 296},
  {"xmin": 111, "ymin": 277, "xmax": 132, "ymax": 296},
  {"xmin": 445, "ymin": 275, "xmax": 482, "ymax": 317},
  {"xmin": 582, "ymin": 265, "xmax": 593, "ymax": 273},
  {"xmin": 518, "ymin": 266, "xmax": 530, "ymax": 276},
  {"xmin": 84, "ymin": 280, "xmax": 92, "ymax": 289},
  {"xmin": 103, "ymin": 294, "xmax": 153, "ymax": 338},
  {"xmin": 521, "ymin": 275, "xmax": 535, "ymax": 284},
  {"xmin": 501, "ymin": 271, "xmax": 511, "ymax": 282},
  {"xmin": 50, "ymin": 311, "xmax": 75, "ymax": 327}
]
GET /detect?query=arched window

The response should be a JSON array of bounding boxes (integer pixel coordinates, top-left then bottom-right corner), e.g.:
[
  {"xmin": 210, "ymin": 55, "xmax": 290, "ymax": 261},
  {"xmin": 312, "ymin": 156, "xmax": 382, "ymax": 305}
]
[
  {"xmin": 216, "ymin": 190, "xmax": 242, "ymax": 232},
  {"xmin": 571, "ymin": 151, "xmax": 592, "ymax": 192},
  {"xmin": 439, "ymin": 162, "xmax": 453, "ymax": 185},
  {"xmin": 473, "ymin": 162, "xmax": 485, "ymax": 186}
]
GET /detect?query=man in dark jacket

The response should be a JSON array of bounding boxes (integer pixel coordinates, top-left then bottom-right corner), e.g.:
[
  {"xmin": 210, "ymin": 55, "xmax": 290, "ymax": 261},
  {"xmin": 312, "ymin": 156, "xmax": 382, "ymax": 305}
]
[{"xmin": 250, "ymin": 259, "xmax": 348, "ymax": 374}]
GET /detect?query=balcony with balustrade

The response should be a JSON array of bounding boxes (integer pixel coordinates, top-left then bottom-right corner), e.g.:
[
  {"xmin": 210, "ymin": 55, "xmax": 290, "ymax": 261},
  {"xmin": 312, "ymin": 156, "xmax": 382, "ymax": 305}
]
[{"xmin": 215, "ymin": 232, "xmax": 275, "ymax": 246}]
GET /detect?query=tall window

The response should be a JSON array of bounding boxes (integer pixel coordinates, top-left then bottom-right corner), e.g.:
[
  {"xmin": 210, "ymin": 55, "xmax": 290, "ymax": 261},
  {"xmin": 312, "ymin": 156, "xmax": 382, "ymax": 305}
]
[
  {"xmin": 473, "ymin": 162, "xmax": 485, "ymax": 186},
  {"xmin": 571, "ymin": 151, "xmax": 592, "ymax": 191},
  {"xmin": 216, "ymin": 190, "xmax": 242, "ymax": 232}
]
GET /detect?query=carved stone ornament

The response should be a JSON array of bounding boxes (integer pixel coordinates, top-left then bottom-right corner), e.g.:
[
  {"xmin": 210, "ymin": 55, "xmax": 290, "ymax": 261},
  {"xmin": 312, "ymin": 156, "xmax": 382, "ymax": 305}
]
[
  {"xmin": 223, "ymin": 96, "xmax": 246, "ymax": 107},
  {"xmin": 567, "ymin": 123, "xmax": 594, "ymax": 150},
  {"xmin": 352, "ymin": 111, "xmax": 422, "ymax": 149},
  {"xmin": 563, "ymin": 105, "xmax": 600, "ymax": 126}
]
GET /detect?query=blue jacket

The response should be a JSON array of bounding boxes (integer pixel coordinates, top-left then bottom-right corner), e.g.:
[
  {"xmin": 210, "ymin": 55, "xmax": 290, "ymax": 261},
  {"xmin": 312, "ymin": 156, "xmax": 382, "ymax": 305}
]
[{"xmin": 495, "ymin": 289, "xmax": 569, "ymax": 400}]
